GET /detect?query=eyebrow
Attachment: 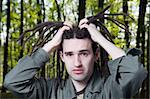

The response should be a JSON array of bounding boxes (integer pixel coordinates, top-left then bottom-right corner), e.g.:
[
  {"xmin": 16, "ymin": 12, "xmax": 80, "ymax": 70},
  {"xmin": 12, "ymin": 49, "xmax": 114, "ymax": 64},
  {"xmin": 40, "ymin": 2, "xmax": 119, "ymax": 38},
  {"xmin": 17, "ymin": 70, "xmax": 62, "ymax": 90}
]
[
  {"xmin": 79, "ymin": 50, "xmax": 90, "ymax": 53},
  {"xmin": 64, "ymin": 50, "xmax": 90, "ymax": 54},
  {"xmin": 64, "ymin": 52, "xmax": 73, "ymax": 55}
]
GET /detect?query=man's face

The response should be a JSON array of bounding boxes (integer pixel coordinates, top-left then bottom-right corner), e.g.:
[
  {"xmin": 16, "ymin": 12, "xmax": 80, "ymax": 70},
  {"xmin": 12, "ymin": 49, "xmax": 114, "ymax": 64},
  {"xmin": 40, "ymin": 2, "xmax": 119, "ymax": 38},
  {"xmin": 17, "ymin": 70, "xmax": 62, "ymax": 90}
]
[{"xmin": 60, "ymin": 38, "xmax": 98, "ymax": 82}]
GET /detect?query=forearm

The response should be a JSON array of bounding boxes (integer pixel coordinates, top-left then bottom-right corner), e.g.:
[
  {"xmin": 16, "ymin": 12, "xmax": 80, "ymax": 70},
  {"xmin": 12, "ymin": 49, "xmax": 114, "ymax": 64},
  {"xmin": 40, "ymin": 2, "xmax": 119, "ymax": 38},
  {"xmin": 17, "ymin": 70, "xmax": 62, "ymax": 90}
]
[
  {"xmin": 4, "ymin": 48, "xmax": 49, "ymax": 93},
  {"xmin": 42, "ymin": 41, "xmax": 57, "ymax": 53},
  {"xmin": 108, "ymin": 48, "xmax": 147, "ymax": 97},
  {"xmin": 79, "ymin": 23, "xmax": 126, "ymax": 60},
  {"xmin": 97, "ymin": 34, "xmax": 126, "ymax": 60}
]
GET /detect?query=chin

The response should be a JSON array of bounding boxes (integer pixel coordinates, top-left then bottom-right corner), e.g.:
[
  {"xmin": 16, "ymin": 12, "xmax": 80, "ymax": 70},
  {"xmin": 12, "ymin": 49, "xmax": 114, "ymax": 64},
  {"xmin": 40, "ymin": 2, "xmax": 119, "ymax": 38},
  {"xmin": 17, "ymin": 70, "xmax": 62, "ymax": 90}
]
[{"xmin": 72, "ymin": 76, "xmax": 89, "ymax": 82}]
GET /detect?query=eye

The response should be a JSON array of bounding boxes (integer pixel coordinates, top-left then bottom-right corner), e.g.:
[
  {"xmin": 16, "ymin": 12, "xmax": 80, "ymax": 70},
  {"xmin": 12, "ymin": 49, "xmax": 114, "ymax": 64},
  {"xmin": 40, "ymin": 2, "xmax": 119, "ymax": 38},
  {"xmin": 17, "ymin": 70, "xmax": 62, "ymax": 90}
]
[
  {"xmin": 65, "ymin": 53, "xmax": 73, "ymax": 57},
  {"xmin": 80, "ymin": 52, "xmax": 88, "ymax": 57}
]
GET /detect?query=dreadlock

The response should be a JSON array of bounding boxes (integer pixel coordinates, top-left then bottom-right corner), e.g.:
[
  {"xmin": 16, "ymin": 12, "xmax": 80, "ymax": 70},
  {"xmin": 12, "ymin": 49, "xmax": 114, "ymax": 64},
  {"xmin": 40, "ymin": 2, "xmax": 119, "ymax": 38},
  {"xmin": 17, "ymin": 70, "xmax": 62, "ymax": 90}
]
[
  {"xmin": 18, "ymin": 21, "xmax": 64, "ymax": 54},
  {"xmin": 18, "ymin": 5, "xmax": 133, "ymax": 86},
  {"xmin": 60, "ymin": 26, "xmax": 98, "ymax": 54},
  {"xmin": 18, "ymin": 5, "xmax": 132, "ymax": 54}
]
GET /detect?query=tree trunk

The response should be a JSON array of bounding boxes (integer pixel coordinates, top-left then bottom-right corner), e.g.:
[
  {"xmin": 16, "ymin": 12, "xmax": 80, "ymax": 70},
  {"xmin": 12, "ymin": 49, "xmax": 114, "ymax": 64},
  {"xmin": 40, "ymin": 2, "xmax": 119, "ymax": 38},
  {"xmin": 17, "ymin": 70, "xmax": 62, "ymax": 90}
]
[
  {"xmin": 2, "ymin": 0, "xmax": 10, "ymax": 92},
  {"xmin": 98, "ymin": 0, "xmax": 104, "ymax": 11},
  {"xmin": 123, "ymin": 0, "xmax": 130, "ymax": 48},
  {"xmin": 147, "ymin": 19, "xmax": 150, "ymax": 98},
  {"xmin": 55, "ymin": 0, "xmax": 61, "ymax": 20},
  {"xmin": 98, "ymin": 0, "xmax": 109, "ymax": 76},
  {"xmin": 0, "ymin": 0, "xmax": 3, "ymax": 31},
  {"xmin": 146, "ymin": 5, "xmax": 150, "ymax": 98},
  {"xmin": 0, "ymin": 0, "xmax": 3, "ymax": 93},
  {"xmin": 136, "ymin": 0, "xmax": 147, "ymax": 98},
  {"xmin": 36, "ymin": 0, "xmax": 45, "ymax": 77},
  {"xmin": 136, "ymin": 0, "xmax": 147, "ymax": 49},
  {"xmin": 78, "ymin": 0, "xmax": 86, "ymax": 23},
  {"xmin": 37, "ymin": 0, "xmax": 42, "ymax": 24},
  {"xmin": 19, "ymin": 0, "xmax": 24, "ymax": 59},
  {"xmin": 41, "ymin": 0, "xmax": 45, "ymax": 22},
  {"xmin": 0, "ymin": 0, "xmax": 3, "ymax": 45},
  {"xmin": 54, "ymin": 0, "xmax": 62, "ymax": 79},
  {"xmin": 98, "ymin": 0, "xmax": 104, "ymax": 23}
]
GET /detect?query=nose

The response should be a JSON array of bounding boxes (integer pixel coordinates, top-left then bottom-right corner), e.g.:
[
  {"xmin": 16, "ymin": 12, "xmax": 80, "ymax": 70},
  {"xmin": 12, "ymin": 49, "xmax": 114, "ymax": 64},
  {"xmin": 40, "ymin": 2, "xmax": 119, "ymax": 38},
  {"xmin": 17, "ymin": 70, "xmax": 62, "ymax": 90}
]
[{"xmin": 74, "ymin": 55, "xmax": 81, "ymax": 67}]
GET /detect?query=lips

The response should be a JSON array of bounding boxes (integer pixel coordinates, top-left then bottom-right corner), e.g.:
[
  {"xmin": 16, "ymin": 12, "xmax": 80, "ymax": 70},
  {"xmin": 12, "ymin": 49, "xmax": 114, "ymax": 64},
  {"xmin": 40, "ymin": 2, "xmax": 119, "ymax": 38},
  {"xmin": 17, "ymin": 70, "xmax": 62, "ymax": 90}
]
[{"xmin": 72, "ymin": 69, "xmax": 84, "ymax": 74}]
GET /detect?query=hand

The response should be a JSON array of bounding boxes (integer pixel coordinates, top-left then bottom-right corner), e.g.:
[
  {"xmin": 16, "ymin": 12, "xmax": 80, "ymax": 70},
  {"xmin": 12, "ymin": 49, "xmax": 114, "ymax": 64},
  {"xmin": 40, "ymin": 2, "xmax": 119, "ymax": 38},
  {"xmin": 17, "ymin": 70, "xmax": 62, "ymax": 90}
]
[
  {"xmin": 79, "ymin": 18, "xmax": 103, "ymax": 44},
  {"xmin": 79, "ymin": 18, "xmax": 126, "ymax": 59},
  {"xmin": 42, "ymin": 21, "xmax": 73, "ymax": 53}
]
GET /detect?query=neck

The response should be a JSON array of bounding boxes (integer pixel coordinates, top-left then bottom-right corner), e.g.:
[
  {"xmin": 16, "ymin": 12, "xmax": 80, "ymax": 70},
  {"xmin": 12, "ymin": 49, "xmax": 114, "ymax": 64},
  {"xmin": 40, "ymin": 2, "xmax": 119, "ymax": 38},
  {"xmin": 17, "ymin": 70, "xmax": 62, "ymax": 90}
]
[{"xmin": 71, "ymin": 79, "xmax": 88, "ymax": 92}]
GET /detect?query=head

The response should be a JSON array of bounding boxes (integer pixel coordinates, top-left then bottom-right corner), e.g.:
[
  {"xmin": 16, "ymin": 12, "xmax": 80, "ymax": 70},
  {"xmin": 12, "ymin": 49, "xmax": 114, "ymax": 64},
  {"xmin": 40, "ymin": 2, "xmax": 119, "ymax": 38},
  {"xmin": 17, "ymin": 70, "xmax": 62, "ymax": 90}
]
[{"xmin": 60, "ymin": 27, "xmax": 99, "ymax": 82}]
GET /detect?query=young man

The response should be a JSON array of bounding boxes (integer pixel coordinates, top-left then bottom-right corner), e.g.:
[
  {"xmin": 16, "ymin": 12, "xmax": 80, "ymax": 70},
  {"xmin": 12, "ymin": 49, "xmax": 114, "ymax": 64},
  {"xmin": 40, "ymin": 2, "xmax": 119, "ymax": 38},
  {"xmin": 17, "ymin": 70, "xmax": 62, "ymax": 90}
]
[{"xmin": 4, "ymin": 19, "xmax": 147, "ymax": 99}]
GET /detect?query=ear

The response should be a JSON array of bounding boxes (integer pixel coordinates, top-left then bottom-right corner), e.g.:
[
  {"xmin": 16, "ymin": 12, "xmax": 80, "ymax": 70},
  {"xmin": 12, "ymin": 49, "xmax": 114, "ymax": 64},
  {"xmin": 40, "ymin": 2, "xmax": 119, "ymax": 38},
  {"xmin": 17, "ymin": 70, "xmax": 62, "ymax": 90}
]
[
  {"xmin": 59, "ymin": 51, "xmax": 65, "ymax": 62},
  {"xmin": 94, "ymin": 48, "xmax": 100, "ymax": 61}
]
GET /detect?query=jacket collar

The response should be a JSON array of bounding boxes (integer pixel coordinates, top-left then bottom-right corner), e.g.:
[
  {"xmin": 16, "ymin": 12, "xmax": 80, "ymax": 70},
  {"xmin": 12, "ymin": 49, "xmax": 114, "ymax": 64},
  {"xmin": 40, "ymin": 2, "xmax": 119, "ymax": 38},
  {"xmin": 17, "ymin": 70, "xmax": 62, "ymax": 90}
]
[
  {"xmin": 64, "ymin": 77, "xmax": 76, "ymax": 99},
  {"xmin": 64, "ymin": 68, "xmax": 105, "ymax": 99},
  {"xmin": 85, "ymin": 68, "xmax": 105, "ymax": 94}
]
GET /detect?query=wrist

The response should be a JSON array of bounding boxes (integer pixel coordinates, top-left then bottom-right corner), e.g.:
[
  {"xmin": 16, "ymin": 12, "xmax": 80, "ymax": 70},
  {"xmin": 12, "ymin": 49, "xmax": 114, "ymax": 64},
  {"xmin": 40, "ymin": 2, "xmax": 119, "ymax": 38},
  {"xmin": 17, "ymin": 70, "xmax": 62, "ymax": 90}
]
[{"xmin": 42, "ymin": 41, "xmax": 55, "ymax": 53}]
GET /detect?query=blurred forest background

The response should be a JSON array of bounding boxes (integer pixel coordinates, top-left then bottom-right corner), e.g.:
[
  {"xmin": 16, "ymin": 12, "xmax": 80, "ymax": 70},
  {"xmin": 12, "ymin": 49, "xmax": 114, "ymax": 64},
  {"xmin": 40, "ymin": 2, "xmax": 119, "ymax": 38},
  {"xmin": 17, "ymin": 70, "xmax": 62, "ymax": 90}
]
[{"xmin": 0, "ymin": 0, "xmax": 149, "ymax": 98}]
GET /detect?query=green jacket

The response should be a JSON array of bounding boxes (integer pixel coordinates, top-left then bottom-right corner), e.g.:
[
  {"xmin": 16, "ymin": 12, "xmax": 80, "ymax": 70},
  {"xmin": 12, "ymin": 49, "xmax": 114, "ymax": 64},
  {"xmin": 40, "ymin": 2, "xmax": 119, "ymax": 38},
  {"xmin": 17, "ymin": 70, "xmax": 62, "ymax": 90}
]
[{"xmin": 4, "ymin": 48, "xmax": 147, "ymax": 99}]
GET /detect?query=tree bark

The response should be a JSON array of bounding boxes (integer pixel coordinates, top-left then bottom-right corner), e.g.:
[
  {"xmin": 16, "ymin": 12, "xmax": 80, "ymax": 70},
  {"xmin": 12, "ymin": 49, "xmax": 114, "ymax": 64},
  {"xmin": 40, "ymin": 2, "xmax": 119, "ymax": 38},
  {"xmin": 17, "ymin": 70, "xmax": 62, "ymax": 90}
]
[
  {"xmin": 0, "ymin": 0, "xmax": 3, "ymax": 31},
  {"xmin": 147, "ymin": 19, "xmax": 150, "ymax": 99},
  {"xmin": 78, "ymin": 0, "xmax": 86, "ymax": 23},
  {"xmin": 19, "ymin": 0, "xmax": 24, "ymax": 59},
  {"xmin": 136, "ymin": 0, "xmax": 147, "ymax": 49},
  {"xmin": 136, "ymin": 0, "xmax": 147, "ymax": 98},
  {"xmin": 147, "ymin": 5, "xmax": 150, "ymax": 98},
  {"xmin": 41, "ymin": 0, "xmax": 45, "ymax": 22},
  {"xmin": 0, "ymin": 0, "xmax": 3, "ymax": 45},
  {"xmin": 36, "ymin": 0, "xmax": 45, "ymax": 77},
  {"xmin": 55, "ymin": 0, "xmax": 61, "ymax": 20},
  {"xmin": 2, "ymin": 0, "xmax": 10, "ymax": 92},
  {"xmin": 98, "ymin": 0, "xmax": 109, "ymax": 76},
  {"xmin": 98, "ymin": 0, "xmax": 104, "ymax": 11},
  {"xmin": 123, "ymin": 0, "xmax": 130, "ymax": 48},
  {"xmin": 37, "ymin": 0, "xmax": 42, "ymax": 24}
]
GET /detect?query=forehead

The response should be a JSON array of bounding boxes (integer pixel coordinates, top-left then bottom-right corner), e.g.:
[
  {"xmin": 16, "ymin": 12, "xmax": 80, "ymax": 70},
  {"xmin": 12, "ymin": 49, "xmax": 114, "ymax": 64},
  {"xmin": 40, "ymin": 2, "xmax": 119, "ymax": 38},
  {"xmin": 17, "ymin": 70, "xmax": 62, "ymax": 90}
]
[{"xmin": 62, "ymin": 38, "xmax": 92, "ymax": 52}]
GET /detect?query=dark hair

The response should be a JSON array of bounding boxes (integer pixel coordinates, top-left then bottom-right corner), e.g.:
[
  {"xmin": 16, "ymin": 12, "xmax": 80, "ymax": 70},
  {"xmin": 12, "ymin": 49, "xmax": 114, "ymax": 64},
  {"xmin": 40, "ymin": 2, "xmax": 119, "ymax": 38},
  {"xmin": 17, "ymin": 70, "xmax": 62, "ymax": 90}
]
[
  {"xmin": 61, "ymin": 26, "xmax": 98, "ymax": 53},
  {"xmin": 18, "ymin": 5, "xmax": 131, "ymax": 54},
  {"xmin": 18, "ymin": 5, "xmax": 132, "ymax": 84}
]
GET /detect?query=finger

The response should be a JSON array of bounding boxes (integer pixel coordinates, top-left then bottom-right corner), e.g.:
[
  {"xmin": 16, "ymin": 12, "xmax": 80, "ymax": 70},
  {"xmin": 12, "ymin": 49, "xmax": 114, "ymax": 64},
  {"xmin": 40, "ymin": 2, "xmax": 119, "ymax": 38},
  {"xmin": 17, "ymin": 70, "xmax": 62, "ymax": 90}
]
[
  {"xmin": 58, "ymin": 26, "xmax": 70, "ymax": 34},
  {"xmin": 63, "ymin": 21, "xmax": 73, "ymax": 28},
  {"xmin": 62, "ymin": 25, "xmax": 70, "ymax": 30},
  {"xmin": 52, "ymin": 26, "xmax": 70, "ymax": 43},
  {"xmin": 79, "ymin": 23, "xmax": 89, "ymax": 29},
  {"xmin": 79, "ymin": 18, "xmax": 88, "ymax": 27},
  {"xmin": 89, "ymin": 23, "xmax": 97, "ymax": 29}
]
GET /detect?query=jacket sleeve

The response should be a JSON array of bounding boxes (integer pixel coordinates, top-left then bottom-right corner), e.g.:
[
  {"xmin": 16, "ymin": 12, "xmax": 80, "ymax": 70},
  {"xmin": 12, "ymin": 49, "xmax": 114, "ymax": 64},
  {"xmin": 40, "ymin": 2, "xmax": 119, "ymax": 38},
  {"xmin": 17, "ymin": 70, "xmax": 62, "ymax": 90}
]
[
  {"xmin": 4, "ymin": 48, "xmax": 51, "ymax": 99},
  {"xmin": 108, "ymin": 48, "xmax": 148, "ymax": 98}
]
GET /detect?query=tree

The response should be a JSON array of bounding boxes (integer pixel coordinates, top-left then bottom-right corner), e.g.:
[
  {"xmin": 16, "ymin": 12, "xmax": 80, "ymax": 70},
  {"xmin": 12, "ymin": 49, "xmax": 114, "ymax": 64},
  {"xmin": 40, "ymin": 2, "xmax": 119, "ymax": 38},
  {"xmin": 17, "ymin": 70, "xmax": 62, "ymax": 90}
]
[
  {"xmin": 97, "ymin": 0, "xmax": 109, "ymax": 76},
  {"xmin": 136, "ymin": 0, "xmax": 147, "ymax": 49},
  {"xmin": 0, "ymin": 0, "xmax": 3, "ymax": 32},
  {"xmin": 0, "ymin": 0, "xmax": 3, "ymax": 45},
  {"xmin": 0, "ymin": 1, "xmax": 149, "ymax": 98},
  {"xmin": 98, "ymin": 0, "xmax": 104, "ymax": 10},
  {"xmin": 41, "ymin": 0, "xmax": 45, "ymax": 22},
  {"xmin": 36, "ymin": 0, "xmax": 46, "ymax": 77},
  {"xmin": 78, "ymin": 0, "xmax": 86, "ymax": 23},
  {"xmin": 147, "ymin": 18, "xmax": 150, "ymax": 98},
  {"xmin": 19, "ymin": 0, "xmax": 24, "ymax": 59},
  {"xmin": 2, "ymin": 0, "xmax": 10, "ymax": 92},
  {"xmin": 136, "ymin": 0, "xmax": 148, "ymax": 98},
  {"xmin": 123, "ymin": 0, "xmax": 129, "ymax": 48},
  {"xmin": 55, "ymin": 0, "xmax": 61, "ymax": 20},
  {"xmin": 147, "ymin": 9, "xmax": 150, "ymax": 98},
  {"xmin": 146, "ymin": 3, "xmax": 150, "ymax": 98}
]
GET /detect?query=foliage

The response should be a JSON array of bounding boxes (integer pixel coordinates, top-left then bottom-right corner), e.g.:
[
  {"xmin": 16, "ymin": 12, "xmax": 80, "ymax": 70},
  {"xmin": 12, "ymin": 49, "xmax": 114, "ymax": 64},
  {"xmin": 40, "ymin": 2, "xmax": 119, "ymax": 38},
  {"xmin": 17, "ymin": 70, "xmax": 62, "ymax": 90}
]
[{"xmin": 0, "ymin": 0, "xmax": 149, "ymax": 98}]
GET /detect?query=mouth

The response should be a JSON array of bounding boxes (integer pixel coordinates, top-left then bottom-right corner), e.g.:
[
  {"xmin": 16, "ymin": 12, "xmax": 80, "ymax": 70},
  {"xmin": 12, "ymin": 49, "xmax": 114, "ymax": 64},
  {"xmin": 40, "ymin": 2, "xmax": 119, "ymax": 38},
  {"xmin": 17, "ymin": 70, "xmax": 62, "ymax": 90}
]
[{"xmin": 72, "ymin": 69, "xmax": 84, "ymax": 74}]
